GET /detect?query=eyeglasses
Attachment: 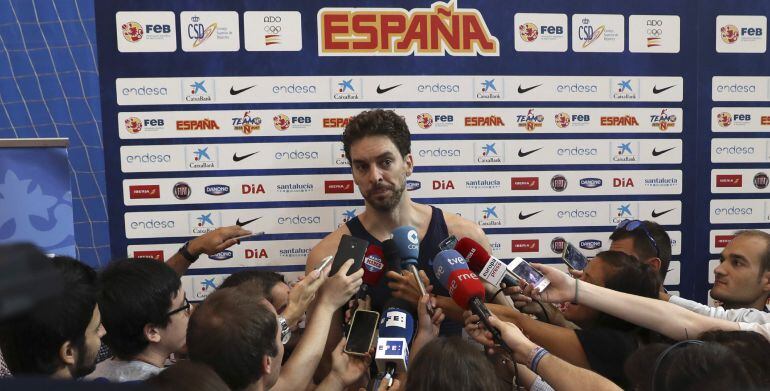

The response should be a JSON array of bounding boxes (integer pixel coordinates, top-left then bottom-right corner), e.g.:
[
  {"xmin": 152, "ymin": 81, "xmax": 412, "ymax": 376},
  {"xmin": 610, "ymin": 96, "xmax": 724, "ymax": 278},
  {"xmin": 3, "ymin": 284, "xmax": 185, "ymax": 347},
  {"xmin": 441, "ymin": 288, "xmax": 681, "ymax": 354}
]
[
  {"xmin": 616, "ymin": 219, "xmax": 661, "ymax": 259},
  {"xmin": 166, "ymin": 297, "xmax": 191, "ymax": 317}
]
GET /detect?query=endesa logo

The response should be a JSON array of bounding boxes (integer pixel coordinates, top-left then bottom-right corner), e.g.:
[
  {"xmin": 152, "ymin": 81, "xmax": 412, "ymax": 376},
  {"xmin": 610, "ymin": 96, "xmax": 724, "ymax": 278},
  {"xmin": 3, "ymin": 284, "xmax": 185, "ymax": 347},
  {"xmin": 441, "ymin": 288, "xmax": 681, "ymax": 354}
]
[
  {"xmin": 715, "ymin": 84, "xmax": 758, "ymax": 94},
  {"xmin": 416, "ymin": 113, "xmax": 453, "ymax": 129},
  {"xmin": 129, "ymin": 219, "xmax": 175, "ymax": 230},
  {"xmin": 125, "ymin": 153, "xmax": 171, "ymax": 164},
  {"xmin": 278, "ymin": 215, "xmax": 322, "ymax": 225},
  {"xmin": 133, "ymin": 250, "xmax": 164, "ymax": 260},
  {"xmin": 557, "ymin": 146, "xmax": 598, "ymax": 156},
  {"xmin": 325, "ymin": 180, "xmax": 354, "ymax": 194},
  {"xmin": 465, "ymin": 115, "xmax": 505, "ymax": 126},
  {"xmin": 714, "ymin": 145, "xmax": 755, "ymax": 155},
  {"xmin": 716, "ymin": 174, "xmax": 743, "ymax": 188},
  {"xmin": 121, "ymin": 86, "xmax": 168, "ymax": 96},
  {"xmin": 205, "ymin": 184, "xmax": 230, "ymax": 196},
  {"xmin": 418, "ymin": 148, "xmax": 461, "ymax": 158},
  {"xmin": 649, "ymin": 109, "xmax": 677, "ymax": 131},
  {"xmin": 272, "ymin": 83, "xmax": 317, "ymax": 94},
  {"xmin": 580, "ymin": 178, "xmax": 603, "ymax": 188},
  {"xmin": 318, "ymin": 2, "xmax": 499, "ymax": 56},
  {"xmin": 579, "ymin": 240, "xmax": 602, "ymax": 250},
  {"xmin": 714, "ymin": 235, "xmax": 735, "ymax": 248},
  {"xmin": 555, "ymin": 83, "xmax": 598, "ymax": 93},
  {"xmin": 511, "ymin": 177, "xmax": 539, "ymax": 190},
  {"xmin": 129, "ymin": 185, "xmax": 160, "ymax": 199},
  {"xmin": 557, "ymin": 208, "xmax": 598, "ymax": 219},
  {"xmin": 516, "ymin": 109, "xmax": 544, "ymax": 131},
  {"xmin": 713, "ymin": 206, "xmax": 754, "ymax": 216},
  {"xmin": 511, "ymin": 239, "xmax": 539, "ymax": 252},
  {"xmin": 417, "ymin": 83, "xmax": 460, "ymax": 94},
  {"xmin": 274, "ymin": 150, "xmax": 320, "ymax": 160}
]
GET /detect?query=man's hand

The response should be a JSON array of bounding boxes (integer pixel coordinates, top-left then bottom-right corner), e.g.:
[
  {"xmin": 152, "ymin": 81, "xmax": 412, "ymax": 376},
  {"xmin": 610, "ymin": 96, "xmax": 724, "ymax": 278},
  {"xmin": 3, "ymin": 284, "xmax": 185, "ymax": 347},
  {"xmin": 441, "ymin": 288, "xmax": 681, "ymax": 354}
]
[
  {"xmin": 530, "ymin": 264, "xmax": 577, "ymax": 304},
  {"xmin": 416, "ymin": 294, "xmax": 444, "ymax": 339},
  {"xmin": 187, "ymin": 225, "xmax": 252, "ymax": 256},
  {"xmin": 463, "ymin": 310, "xmax": 495, "ymax": 348},
  {"xmin": 386, "ymin": 269, "xmax": 431, "ymax": 308},
  {"xmin": 283, "ymin": 265, "xmax": 330, "ymax": 327},
  {"xmin": 327, "ymin": 338, "xmax": 371, "ymax": 389},
  {"xmin": 318, "ymin": 259, "xmax": 364, "ymax": 309}
]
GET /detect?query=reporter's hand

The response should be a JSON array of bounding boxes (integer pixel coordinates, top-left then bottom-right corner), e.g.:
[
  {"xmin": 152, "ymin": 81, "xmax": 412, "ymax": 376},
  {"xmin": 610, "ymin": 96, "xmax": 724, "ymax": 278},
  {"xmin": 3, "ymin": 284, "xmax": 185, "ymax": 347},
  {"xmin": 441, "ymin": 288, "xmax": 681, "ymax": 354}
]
[
  {"xmin": 386, "ymin": 269, "xmax": 431, "ymax": 307},
  {"xmin": 530, "ymin": 264, "xmax": 576, "ymax": 303},
  {"xmin": 329, "ymin": 338, "xmax": 371, "ymax": 388},
  {"xmin": 283, "ymin": 266, "xmax": 329, "ymax": 326},
  {"xmin": 345, "ymin": 295, "xmax": 372, "ymax": 324},
  {"xmin": 188, "ymin": 225, "xmax": 252, "ymax": 255},
  {"xmin": 416, "ymin": 294, "xmax": 444, "ymax": 339},
  {"xmin": 377, "ymin": 378, "xmax": 401, "ymax": 391},
  {"xmin": 319, "ymin": 259, "xmax": 364, "ymax": 309},
  {"xmin": 462, "ymin": 310, "xmax": 495, "ymax": 348},
  {"xmin": 487, "ymin": 316, "xmax": 538, "ymax": 363}
]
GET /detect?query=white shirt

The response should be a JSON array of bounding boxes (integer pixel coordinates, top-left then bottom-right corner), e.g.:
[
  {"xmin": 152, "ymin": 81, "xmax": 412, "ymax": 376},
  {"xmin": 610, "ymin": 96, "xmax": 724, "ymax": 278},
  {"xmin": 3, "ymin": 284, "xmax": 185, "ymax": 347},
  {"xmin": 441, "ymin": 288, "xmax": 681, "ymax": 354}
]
[
  {"xmin": 668, "ymin": 295, "xmax": 770, "ymax": 324},
  {"xmin": 739, "ymin": 322, "xmax": 770, "ymax": 341},
  {"xmin": 86, "ymin": 358, "xmax": 163, "ymax": 382}
]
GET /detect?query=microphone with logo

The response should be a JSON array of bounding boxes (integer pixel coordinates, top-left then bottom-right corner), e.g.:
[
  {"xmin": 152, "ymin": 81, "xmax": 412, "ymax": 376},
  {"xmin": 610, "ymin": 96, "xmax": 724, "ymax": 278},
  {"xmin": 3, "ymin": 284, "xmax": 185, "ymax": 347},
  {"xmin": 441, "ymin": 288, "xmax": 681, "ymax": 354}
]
[
  {"xmin": 455, "ymin": 237, "xmax": 519, "ymax": 289},
  {"xmin": 375, "ymin": 298, "xmax": 415, "ymax": 388},
  {"xmin": 432, "ymin": 249, "xmax": 510, "ymax": 353},
  {"xmin": 357, "ymin": 245, "xmax": 386, "ymax": 300},
  {"xmin": 391, "ymin": 226, "xmax": 433, "ymax": 314},
  {"xmin": 382, "ymin": 239, "xmax": 402, "ymax": 273}
]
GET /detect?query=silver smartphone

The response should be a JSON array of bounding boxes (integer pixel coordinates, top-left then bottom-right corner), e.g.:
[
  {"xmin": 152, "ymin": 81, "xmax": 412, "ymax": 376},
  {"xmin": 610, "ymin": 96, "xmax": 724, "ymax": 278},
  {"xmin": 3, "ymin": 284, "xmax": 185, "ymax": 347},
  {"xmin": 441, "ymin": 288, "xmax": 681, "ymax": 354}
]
[
  {"xmin": 561, "ymin": 242, "xmax": 589, "ymax": 271},
  {"xmin": 506, "ymin": 257, "xmax": 550, "ymax": 291}
]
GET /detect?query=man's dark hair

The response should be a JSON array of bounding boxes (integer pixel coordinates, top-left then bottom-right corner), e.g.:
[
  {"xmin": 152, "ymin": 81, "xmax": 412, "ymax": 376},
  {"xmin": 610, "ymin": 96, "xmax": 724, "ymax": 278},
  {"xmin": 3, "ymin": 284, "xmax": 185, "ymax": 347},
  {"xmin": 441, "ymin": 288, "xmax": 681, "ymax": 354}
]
[
  {"xmin": 593, "ymin": 250, "xmax": 661, "ymax": 331},
  {"xmin": 187, "ymin": 287, "xmax": 278, "ymax": 391},
  {"xmin": 0, "ymin": 250, "xmax": 97, "ymax": 376},
  {"xmin": 406, "ymin": 337, "xmax": 506, "ymax": 391},
  {"xmin": 342, "ymin": 109, "xmax": 411, "ymax": 164},
  {"xmin": 145, "ymin": 361, "xmax": 230, "ymax": 391},
  {"xmin": 98, "ymin": 258, "xmax": 180, "ymax": 360},
  {"xmin": 733, "ymin": 229, "xmax": 770, "ymax": 274},
  {"xmin": 699, "ymin": 330, "xmax": 770, "ymax": 385},
  {"xmin": 609, "ymin": 220, "xmax": 672, "ymax": 280},
  {"xmin": 219, "ymin": 270, "xmax": 285, "ymax": 298}
]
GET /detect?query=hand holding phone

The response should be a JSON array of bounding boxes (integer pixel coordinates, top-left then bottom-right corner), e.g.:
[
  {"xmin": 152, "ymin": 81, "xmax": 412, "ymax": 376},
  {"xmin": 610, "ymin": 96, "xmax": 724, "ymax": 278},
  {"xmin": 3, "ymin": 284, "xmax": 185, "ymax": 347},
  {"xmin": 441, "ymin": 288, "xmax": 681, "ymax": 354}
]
[
  {"xmin": 561, "ymin": 242, "xmax": 588, "ymax": 271},
  {"xmin": 331, "ymin": 235, "xmax": 369, "ymax": 276},
  {"xmin": 506, "ymin": 257, "xmax": 550, "ymax": 291}
]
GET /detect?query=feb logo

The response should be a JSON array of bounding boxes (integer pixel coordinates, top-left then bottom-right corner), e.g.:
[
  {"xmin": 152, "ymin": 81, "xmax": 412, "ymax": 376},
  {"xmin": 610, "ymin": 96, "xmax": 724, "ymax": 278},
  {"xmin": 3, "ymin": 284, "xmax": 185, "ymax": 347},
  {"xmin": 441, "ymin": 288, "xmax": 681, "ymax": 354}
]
[
  {"xmin": 554, "ymin": 112, "xmax": 570, "ymax": 128},
  {"xmin": 273, "ymin": 114, "xmax": 291, "ymax": 130},
  {"xmin": 721, "ymin": 24, "xmax": 740, "ymax": 44},
  {"xmin": 717, "ymin": 112, "xmax": 732, "ymax": 127},
  {"xmin": 122, "ymin": 21, "xmax": 144, "ymax": 42},
  {"xmin": 417, "ymin": 113, "xmax": 433, "ymax": 129},
  {"xmin": 124, "ymin": 117, "xmax": 143, "ymax": 133},
  {"xmin": 519, "ymin": 22, "xmax": 539, "ymax": 42}
]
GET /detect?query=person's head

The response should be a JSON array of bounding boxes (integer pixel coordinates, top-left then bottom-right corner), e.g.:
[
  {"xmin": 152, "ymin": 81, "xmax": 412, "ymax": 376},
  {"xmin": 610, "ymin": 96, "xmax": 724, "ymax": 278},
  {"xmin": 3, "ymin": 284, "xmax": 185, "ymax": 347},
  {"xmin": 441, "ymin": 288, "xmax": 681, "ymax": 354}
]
[
  {"xmin": 564, "ymin": 250, "xmax": 660, "ymax": 330},
  {"xmin": 406, "ymin": 337, "xmax": 506, "ymax": 391},
  {"xmin": 699, "ymin": 330, "xmax": 770, "ymax": 385},
  {"xmin": 342, "ymin": 109, "xmax": 413, "ymax": 212},
  {"xmin": 625, "ymin": 341, "xmax": 756, "ymax": 391},
  {"xmin": 610, "ymin": 220, "xmax": 672, "ymax": 281},
  {"xmin": 219, "ymin": 270, "xmax": 290, "ymax": 314},
  {"xmin": 98, "ymin": 258, "xmax": 188, "ymax": 361},
  {"xmin": 711, "ymin": 230, "xmax": 770, "ymax": 309},
  {"xmin": 0, "ymin": 251, "xmax": 104, "ymax": 379},
  {"xmin": 187, "ymin": 287, "xmax": 282, "ymax": 391},
  {"xmin": 145, "ymin": 361, "xmax": 230, "ymax": 391}
]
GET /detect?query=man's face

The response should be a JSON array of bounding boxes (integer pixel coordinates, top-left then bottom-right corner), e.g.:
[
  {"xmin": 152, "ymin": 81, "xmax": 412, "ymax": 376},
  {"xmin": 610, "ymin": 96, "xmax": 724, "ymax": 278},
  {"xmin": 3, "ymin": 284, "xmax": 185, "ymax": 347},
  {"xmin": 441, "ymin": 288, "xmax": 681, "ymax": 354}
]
[
  {"xmin": 609, "ymin": 236, "xmax": 663, "ymax": 274},
  {"xmin": 712, "ymin": 235, "xmax": 770, "ymax": 307},
  {"xmin": 159, "ymin": 287, "xmax": 191, "ymax": 353},
  {"xmin": 269, "ymin": 282, "xmax": 290, "ymax": 315},
  {"xmin": 263, "ymin": 301, "xmax": 284, "ymax": 389},
  {"xmin": 349, "ymin": 136, "xmax": 412, "ymax": 212},
  {"xmin": 71, "ymin": 304, "xmax": 105, "ymax": 378}
]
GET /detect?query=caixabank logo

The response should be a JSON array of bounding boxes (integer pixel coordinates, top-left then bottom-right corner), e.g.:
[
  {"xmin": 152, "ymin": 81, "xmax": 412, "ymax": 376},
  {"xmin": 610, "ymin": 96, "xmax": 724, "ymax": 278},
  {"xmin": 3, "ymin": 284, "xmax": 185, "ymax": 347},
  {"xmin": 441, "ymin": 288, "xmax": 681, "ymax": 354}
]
[{"xmin": 318, "ymin": 1, "xmax": 499, "ymax": 56}]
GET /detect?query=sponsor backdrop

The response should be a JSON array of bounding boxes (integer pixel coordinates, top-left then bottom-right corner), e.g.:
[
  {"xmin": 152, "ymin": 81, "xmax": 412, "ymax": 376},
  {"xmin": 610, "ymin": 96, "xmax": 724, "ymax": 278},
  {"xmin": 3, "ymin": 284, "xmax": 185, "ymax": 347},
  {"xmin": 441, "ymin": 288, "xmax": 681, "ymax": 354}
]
[{"xmin": 94, "ymin": 0, "xmax": 768, "ymax": 302}]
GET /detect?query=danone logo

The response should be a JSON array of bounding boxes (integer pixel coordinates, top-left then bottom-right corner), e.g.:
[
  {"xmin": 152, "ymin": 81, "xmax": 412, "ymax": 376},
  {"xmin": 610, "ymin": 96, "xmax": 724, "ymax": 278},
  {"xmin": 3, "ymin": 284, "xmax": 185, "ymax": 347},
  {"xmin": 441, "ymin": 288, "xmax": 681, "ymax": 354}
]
[
  {"xmin": 318, "ymin": 1, "xmax": 499, "ymax": 56},
  {"xmin": 209, "ymin": 250, "xmax": 233, "ymax": 261}
]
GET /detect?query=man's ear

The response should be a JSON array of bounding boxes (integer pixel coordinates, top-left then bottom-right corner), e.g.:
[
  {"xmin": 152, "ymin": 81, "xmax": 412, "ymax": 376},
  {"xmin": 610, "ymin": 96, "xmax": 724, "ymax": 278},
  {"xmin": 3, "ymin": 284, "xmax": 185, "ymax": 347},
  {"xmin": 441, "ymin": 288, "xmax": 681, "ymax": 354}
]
[
  {"xmin": 760, "ymin": 270, "xmax": 770, "ymax": 293},
  {"xmin": 144, "ymin": 324, "xmax": 162, "ymax": 344},
  {"xmin": 59, "ymin": 340, "xmax": 76, "ymax": 366},
  {"xmin": 647, "ymin": 257, "xmax": 662, "ymax": 273},
  {"xmin": 262, "ymin": 354, "xmax": 272, "ymax": 375},
  {"xmin": 405, "ymin": 153, "xmax": 414, "ymax": 176}
]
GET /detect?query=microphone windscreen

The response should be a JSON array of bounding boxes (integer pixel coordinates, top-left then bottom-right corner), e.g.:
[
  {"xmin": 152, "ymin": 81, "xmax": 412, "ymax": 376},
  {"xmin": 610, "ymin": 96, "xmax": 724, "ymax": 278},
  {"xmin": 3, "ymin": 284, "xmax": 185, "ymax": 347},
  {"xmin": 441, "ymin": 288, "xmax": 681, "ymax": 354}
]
[
  {"xmin": 431, "ymin": 249, "xmax": 469, "ymax": 288},
  {"xmin": 378, "ymin": 301, "xmax": 415, "ymax": 343},
  {"xmin": 446, "ymin": 269, "xmax": 485, "ymax": 310},
  {"xmin": 362, "ymin": 245, "xmax": 385, "ymax": 286},
  {"xmin": 455, "ymin": 237, "xmax": 491, "ymax": 274},
  {"xmin": 392, "ymin": 226, "xmax": 420, "ymax": 267}
]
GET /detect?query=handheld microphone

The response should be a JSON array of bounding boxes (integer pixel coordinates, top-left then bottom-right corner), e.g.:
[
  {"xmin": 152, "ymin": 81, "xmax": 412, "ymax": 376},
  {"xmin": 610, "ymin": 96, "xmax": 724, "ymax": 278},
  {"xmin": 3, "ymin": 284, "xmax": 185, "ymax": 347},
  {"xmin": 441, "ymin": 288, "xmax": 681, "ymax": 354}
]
[
  {"xmin": 375, "ymin": 298, "xmax": 415, "ymax": 377},
  {"xmin": 432, "ymin": 250, "xmax": 509, "ymax": 352},
  {"xmin": 391, "ymin": 226, "xmax": 432, "ymax": 314},
  {"xmin": 357, "ymin": 245, "xmax": 385, "ymax": 300},
  {"xmin": 456, "ymin": 237, "xmax": 519, "ymax": 288},
  {"xmin": 382, "ymin": 239, "xmax": 402, "ymax": 273}
]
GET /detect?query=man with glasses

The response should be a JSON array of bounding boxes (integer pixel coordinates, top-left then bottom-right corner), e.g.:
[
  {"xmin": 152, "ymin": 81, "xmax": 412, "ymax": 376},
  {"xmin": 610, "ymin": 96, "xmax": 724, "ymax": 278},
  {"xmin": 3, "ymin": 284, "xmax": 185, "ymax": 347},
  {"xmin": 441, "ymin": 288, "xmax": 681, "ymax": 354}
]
[{"xmin": 88, "ymin": 258, "xmax": 191, "ymax": 382}]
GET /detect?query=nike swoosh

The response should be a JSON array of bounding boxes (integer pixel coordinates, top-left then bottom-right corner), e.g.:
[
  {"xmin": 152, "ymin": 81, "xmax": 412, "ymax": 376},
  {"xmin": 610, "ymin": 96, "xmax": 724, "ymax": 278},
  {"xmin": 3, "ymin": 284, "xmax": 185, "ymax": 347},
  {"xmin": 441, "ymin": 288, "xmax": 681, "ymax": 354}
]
[
  {"xmin": 652, "ymin": 147, "xmax": 676, "ymax": 156},
  {"xmin": 518, "ymin": 147, "xmax": 543, "ymax": 157},
  {"xmin": 377, "ymin": 84, "xmax": 401, "ymax": 94},
  {"xmin": 652, "ymin": 85, "xmax": 675, "ymax": 94},
  {"xmin": 518, "ymin": 210, "xmax": 543, "ymax": 220},
  {"xmin": 651, "ymin": 208, "xmax": 675, "ymax": 218},
  {"xmin": 230, "ymin": 85, "xmax": 256, "ymax": 95},
  {"xmin": 232, "ymin": 151, "xmax": 259, "ymax": 162},
  {"xmin": 236, "ymin": 216, "xmax": 262, "ymax": 227},
  {"xmin": 517, "ymin": 84, "xmax": 542, "ymax": 94}
]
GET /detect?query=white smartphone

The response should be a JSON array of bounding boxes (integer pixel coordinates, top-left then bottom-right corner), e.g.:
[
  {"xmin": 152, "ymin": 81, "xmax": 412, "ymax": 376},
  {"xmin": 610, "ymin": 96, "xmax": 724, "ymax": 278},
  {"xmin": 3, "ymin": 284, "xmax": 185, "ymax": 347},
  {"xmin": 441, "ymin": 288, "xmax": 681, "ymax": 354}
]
[
  {"xmin": 315, "ymin": 255, "xmax": 334, "ymax": 272},
  {"xmin": 506, "ymin": 257, "xmax": 550, "ymax": 291},
  {"xmin": 233, "ymin": 231, "xmax": 265, "ymax": 241}
]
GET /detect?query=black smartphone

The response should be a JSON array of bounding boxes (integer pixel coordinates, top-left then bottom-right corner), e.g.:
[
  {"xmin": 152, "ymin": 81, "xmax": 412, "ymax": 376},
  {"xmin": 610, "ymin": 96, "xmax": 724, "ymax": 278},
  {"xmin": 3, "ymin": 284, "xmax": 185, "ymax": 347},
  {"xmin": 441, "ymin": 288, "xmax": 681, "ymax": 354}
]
[
  {"xmin": 330, "ymin": 234, "xmax": 369, "ymax": 276},
  {"xmin": 344, "ymin": 309, "xmax": 379, "ymax": 356},
  {"xmin": 438, "ymin": 235, "xmax": 458, "ymax": 251},
  {"xmin": 561, "ymin": 242, "xmax": 589, "ymax": 271}
]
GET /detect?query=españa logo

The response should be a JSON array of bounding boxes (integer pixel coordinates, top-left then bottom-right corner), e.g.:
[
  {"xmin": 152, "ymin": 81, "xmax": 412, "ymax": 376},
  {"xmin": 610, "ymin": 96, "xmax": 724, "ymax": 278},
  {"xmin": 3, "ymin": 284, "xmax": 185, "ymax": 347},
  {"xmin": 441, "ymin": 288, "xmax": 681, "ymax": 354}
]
[{"xmin": 317, "ymin": 1, "xmax": 499, "ymax": 56}]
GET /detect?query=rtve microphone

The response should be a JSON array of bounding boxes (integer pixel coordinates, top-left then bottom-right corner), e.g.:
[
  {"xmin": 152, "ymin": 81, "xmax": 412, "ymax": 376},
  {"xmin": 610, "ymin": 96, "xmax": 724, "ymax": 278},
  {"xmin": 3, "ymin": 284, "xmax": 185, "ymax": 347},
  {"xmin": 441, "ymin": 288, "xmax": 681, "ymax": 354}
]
[
  {"xmin": 357, "ymin": 245, "xmax": 385, "ymax": 300},
  {"xmin": 391, "ymin": 226, "xmax": 432, "ymax": 314},
  {"xmin": 456, "ymin": 237, "xmax": 519, "ymax": 288},
  {"xmin": 432, "ymin": 250, "xmax": 509, "ymax": 351},
  {"xmin": 375, "ymin": 298, "xmax": 415, "ymax": 377}
]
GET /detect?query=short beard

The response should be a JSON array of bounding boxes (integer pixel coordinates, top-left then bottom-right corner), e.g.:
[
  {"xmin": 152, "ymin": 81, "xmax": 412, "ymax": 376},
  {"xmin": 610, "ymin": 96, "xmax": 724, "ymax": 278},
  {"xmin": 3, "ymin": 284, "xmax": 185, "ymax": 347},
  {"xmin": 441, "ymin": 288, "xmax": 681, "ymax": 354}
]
[
  {"xmin": 70, "ymin": 342, "xmax": 97, "ymax": 379},
  {"xmin": 366, "ymin": 182, "xmax": 405, "ymax": 212}
]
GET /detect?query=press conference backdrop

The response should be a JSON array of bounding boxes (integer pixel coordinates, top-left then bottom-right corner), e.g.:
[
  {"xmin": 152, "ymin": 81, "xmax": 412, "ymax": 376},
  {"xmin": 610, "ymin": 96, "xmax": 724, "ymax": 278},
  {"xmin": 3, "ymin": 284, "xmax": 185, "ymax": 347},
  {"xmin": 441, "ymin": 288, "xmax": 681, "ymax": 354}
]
[{"xmin": 95, "ymin": 0, "xmax": 770, "ymax": 303}]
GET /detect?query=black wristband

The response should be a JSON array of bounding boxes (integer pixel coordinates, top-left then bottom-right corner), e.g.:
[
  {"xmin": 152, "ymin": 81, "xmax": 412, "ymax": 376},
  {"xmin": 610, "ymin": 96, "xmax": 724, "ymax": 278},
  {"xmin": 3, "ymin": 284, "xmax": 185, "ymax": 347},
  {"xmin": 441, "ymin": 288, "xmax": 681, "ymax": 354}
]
[{"xmin": 178, "ymin": 241, "xmax": 199, "ymax": 263}]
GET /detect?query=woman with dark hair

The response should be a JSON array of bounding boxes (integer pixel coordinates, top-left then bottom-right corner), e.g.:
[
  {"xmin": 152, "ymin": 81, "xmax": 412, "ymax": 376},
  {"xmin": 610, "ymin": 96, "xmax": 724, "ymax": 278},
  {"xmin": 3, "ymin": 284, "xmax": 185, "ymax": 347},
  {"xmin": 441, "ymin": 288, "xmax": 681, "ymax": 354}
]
[
  {"xmin": 405, "ymin": 337, "xmax": 506, "ymax": 391},
  {"xmin": 467, "ymin": 250, "xmax": 662, "ymax": 388},
  {"xmin": 145, "ymin": 361, "xmax": 230, "ymax": 391}
]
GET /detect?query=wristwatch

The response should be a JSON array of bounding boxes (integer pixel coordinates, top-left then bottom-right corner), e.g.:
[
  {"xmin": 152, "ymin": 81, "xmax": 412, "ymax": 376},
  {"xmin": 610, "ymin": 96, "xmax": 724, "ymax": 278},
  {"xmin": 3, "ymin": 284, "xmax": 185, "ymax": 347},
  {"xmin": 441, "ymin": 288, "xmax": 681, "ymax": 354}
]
[
  {"xmin": 278, "ymin": 316, "xmax": 291, "ymax": 344},
  {"xmin": 178, "ymin": 241, "xmax": 200, "ymax": 263}
]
